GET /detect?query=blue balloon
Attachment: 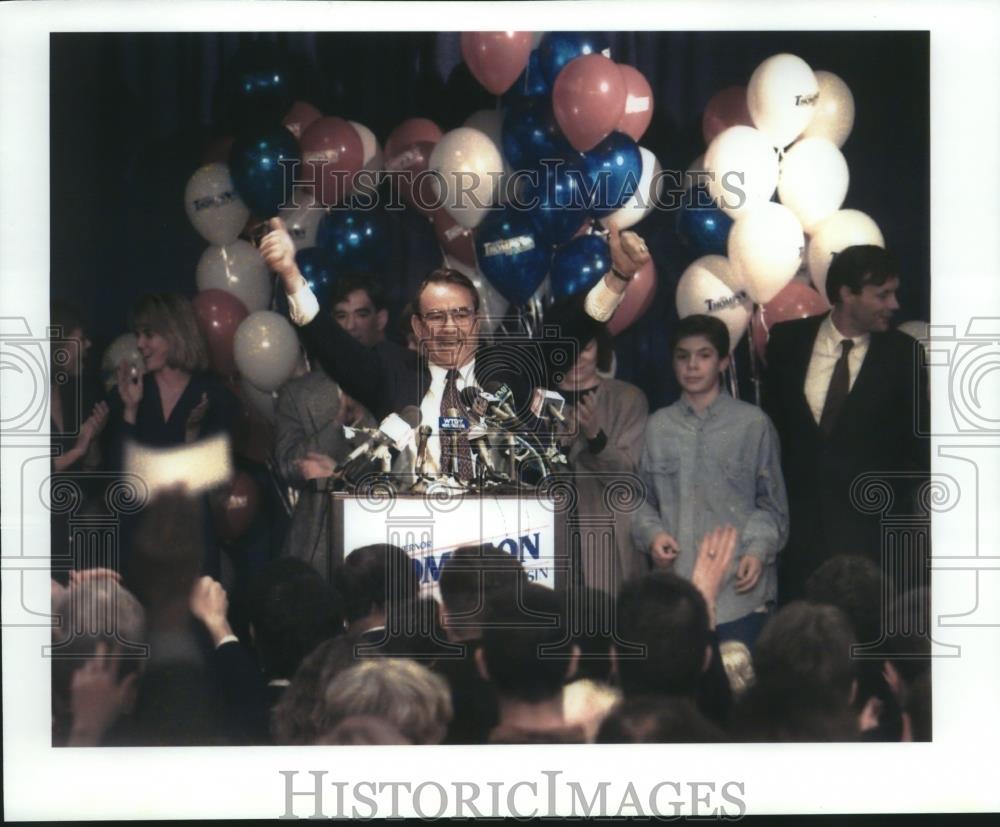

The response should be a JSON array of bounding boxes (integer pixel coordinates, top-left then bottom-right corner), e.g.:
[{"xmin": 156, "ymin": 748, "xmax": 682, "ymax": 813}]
[
  {"xmin": 526, "ymin": 160, "xmax": 591, "ymax": 247},
  {"xmin": 295, "ymin": 247, "xmax": 339, "ymax": 308},
  {"xmin": 228, "ymin": 43, "xmax": 295, "ymax": 128},
  {"xmin": 551, "ymin": 234, "xmax": 611, "ymax": 300},
  {"xmin": 474, "ymin": 208, "xmax": 552, "ymax": 305},
  {"xmin": 503, "ymin": 50, "xmax": 550, "ymax": 104},
  {"xmin": 502, "ymin": 97, "xmax": 572, "ymax": 172},
  {"xmin": 316, "ymin": 207, "xmax": 389, "ymax": 272},
  {"xmin": 537, "ymin": 32, "xmax": 611, "ymax": 87},
  {"xmin": 228, "ymin": 127, "xmax": 301, "ymax": 218},
  {"xmin": 675, "ymin": 186, "xmax": 734, "ymax": 257},
  {"xmin": 578, "ymin": 131, "xmax": 642, "ymax": 218}
]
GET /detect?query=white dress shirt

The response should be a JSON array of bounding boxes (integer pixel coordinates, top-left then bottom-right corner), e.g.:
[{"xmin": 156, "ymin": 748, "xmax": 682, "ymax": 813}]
[
  {"xmin": 421, "ymin": 359, "xmax": 477, "ymax": 474},
  {"xmin": 286, "ymin": 280, "xmax": 321, "ymax": 326},
  {"xmin": 803, "ymin": 314, "xmax": 871, "ymax": 424}
]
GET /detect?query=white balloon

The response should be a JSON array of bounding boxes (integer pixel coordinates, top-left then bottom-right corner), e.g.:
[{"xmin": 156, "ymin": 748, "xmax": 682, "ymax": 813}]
[
  {"xmin": 348, "ymin": 120, "xmax": 384, "ymax": 174},
  {"xmin": 100, "ymin": 333, "xmax": 145, "ymax": 392},
  {"xmin": 278, "ymin": 200, "xmax": 326, "ymax": 252},
  {"xmin": 676, "ymin": 255, "xmax": 751, "ymax": 351},
  {"xmin": 704, "ymin": 125, "xmax": 779, "ymax": 218},
  {"xmin": 233, "ymin": 311, "xmax": 301, "ymax": 393},
  {"xmin": 747, "ymin": 53, "xmax": 820, "ymax": 149},
  {"xmin": 444, "ymin": 255, "xmax": 511, "ymax": 333},
  {"xmin": 802, "ymin": 70, "xmax": 855, "ymax": 148},
  {"xmin": 728, "ymin": 202, "xmax": 805, "ymax": 304},
  {"xmin": 778, "ymin": 136, "xmax": 849, "ymax": 233},
  {"xmin": 240, "ymin": 376, "xmax": 277, "ymax": 424},
  {"xmin": 196, "ymin": 240, "xmax": 271, "ymax": 312},
  {"xmin": 464, "ymin": 110, "xmax": 515, "ymax": 202},
  {"xmin": 428, "ymin": 127, "xmax": 503, "ymax": 229},
  {"xmin": 600, "ymin": 146, "xmax": 662, "ymax": 231},
  {"xmin": 184, "ymin": 163, "xmax": 250, "ymax": 246},
  {"xmin": 807, "ymin": 209, "xmax": 885, "ymax": 301}
]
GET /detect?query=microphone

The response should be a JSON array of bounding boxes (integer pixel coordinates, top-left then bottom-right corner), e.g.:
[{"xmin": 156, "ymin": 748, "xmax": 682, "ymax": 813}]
[
  {"xmin": 482, "ymin": 381, "xmax": 518, "ymax": 421},
  {"xmin": 414, "ymin": 424, "xmax": 432, "ymax": 477},
  {"xmin": 534, "ymin": 389, "xmax": 568, "ymax": 425},
  {"xmin": 439, "ymin": 407, "xmax": 470, "ymax": 480},
  {"xmin": 343, "ymin": 407, "xmax": 421, "ymax": 470}
]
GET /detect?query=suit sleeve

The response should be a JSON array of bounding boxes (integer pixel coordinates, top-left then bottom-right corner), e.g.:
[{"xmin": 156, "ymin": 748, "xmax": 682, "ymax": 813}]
[
  {"xmin": 761, "ymin": 323, "xmax": 788, "ymax": 440},
  {"xmin": 573, "ymin": 385, "xmax": 648, "ymax": 474},
  {"xmin": 273, "ymin": 381, "xmax": 343, "ymax": 489},
  {"xmin": 741, "ymin": 415, "xmax": 790, "ymax": 565}
]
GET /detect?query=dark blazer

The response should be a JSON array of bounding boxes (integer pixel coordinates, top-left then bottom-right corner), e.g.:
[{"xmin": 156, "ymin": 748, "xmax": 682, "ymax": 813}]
[{"xmin": 762, "ymin": 314, "xmax": 929, "ymax": 599}]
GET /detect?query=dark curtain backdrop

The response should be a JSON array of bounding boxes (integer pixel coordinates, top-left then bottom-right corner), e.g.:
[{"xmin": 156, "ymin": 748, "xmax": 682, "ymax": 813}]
[{"xmin": 51, "ymin": 31, "xmax": 929, "ymax": 411}]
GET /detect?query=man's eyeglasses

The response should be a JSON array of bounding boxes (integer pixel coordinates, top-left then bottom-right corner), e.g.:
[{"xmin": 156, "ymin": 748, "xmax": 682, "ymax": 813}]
[{"xmin": 419, "ymin": 307, "xmax": 476, "ymax": 326}]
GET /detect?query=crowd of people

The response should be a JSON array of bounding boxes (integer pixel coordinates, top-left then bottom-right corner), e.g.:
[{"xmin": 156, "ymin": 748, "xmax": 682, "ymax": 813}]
[{"xmin": 49, "ymin": 220, "xmax": 931, "ymax": 746}]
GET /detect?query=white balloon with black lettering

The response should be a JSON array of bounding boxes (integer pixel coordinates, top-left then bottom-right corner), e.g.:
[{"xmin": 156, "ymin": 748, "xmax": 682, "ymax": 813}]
[
  {"xmin": 807, "ymin": 209, "xmax": 885, "ymax": 301},
  {"xmin": 728, "ymin": 202, "xmax": 805, "ymax": 304},
  {"xmin": 777, "ymin": 136, "xmax": 849, "ymax": 233},
  {"xmin": 747, "ymin": 53, "xmax": 820, "ymax": 149},
  {"xmin": 676, "ymin": 255, "xmax": 751, "ymax": 351},
  {"xmin": 233, "ymin": 311, "xmax": 301, "ymax": 393},
  {"xmin": 196, "ymin": 240, "xmax": 272, "ymax": 312},
  {"xmin": 599, "ymin": 146, "xmax": 662, "ymax": 231},
  {"xmin": 704, "ymin": 126, "xmax": 779, "ymax": 218},
  {"xmin": 184, "ymin": 163, "xmax": 250, "ymax": 246}
]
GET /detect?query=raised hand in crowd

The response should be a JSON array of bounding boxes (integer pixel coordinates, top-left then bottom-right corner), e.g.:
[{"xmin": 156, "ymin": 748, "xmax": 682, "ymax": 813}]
[
  {"xmin": 606, "ymin": 219, "xmax": 652, "ymax": 290},
  {"xmin": 116, "ymin": 360, "xmax": 144, "ymax": 424},
  {"xmin": 258, "ymin": 217, "xmax": 299, "ymax": 287},
  {"xmin": 690, "ymin": 525, "xmax": 738, "ymax": 629},
  {"xmin": 649, "ymin": 531, "xmax": 680, "ymax": 569},
  {"xmin": 189, "ymin": 575, "xmax": 234, "ymax": 647},
  {"xmin": 54, "ymin": 401, "xmax": 110, "ymax": 472},
  {"xmin": 576, "ymin": 391, "xmax": 602, "ymax": 441},
  {"xmin": 184, "ymin": 392, "xmax": 210, "ymax": 443},
  {"xmin": 67, "ymin": 642, "xmax": 139, "ymax": 746}
]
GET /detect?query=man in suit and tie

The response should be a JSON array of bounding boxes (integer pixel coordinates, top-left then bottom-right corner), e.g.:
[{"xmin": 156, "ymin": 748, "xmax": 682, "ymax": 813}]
[{"xmin": 762, "ymin": 245, "xmax": 929, "ymax": 602}]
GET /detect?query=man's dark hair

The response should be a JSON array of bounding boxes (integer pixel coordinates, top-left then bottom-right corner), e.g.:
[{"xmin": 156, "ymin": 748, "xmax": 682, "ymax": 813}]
[
  {"xmin": 597, "ymin": 695, "xmax": 725, "ymax": 743},
  {"xmin": 670, "ymin": 314, "xmax": 730, "ymax": 359},
  {"xmin": 733, "ymin": 679, "xmax": 859, "ymax": 742},
  {"xmin": 50, "ymin": 299, "xmax": 87, "ymax": 336},
  {"xmin": 248, "ymin": 558, "xmax": 345, "ymax": 680},
  {"xmin": 329, "ymin": 272, "xmax": 387, "ymax": 312},
  {"xmin": 415, "ymin": 268, "xmax": 480, "ymax": 314},
  {"xmin": 754, "ymin": 601, "xmax": 858, "ymax": 701},
  {"xmin": 478, "ymin": 582, "xmax": 573, "ymax": 703},
  {"xmin": 566, "ymin": 586, "xmax": 616, "ymax": 683},
  {"xmin": 825, "ymin": 244, "xmax": 898, "ymax": 305},
  {"xmin": 438, "ymin": 543, "xmax": 526, "ymax": 618},
  {"xmin": 332, "ymin": 544, "xmax": 419, "ymax": 625},
  {"xmin": 545, "ymin": 295, "xmax": 614, "ymax": 373},
  {"xmin": 616, "ymin": 572, "xmax": 711, "ymax": 698},
  {"xmin": 804, "ymin": 555, "xmax": 888, "ymax": 648}
]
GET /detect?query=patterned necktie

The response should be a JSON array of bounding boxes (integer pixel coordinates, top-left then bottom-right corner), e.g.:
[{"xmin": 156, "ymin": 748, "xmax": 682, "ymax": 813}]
[
  {"xmin": 819, "ymin": 339, "xmax": 854, "ymax": 437},
  {"xmin": 440, "ymin": 369, "xmax": 474, "ymax": 481}
]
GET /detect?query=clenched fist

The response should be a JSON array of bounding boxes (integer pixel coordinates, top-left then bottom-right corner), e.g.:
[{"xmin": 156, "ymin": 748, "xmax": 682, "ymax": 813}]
[{"xmin": 258, "ymin": 217, "xmax": 302, "ymax": 292}]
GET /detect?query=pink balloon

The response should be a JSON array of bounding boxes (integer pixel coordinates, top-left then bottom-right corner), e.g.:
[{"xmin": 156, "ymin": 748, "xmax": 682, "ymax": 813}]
[
  {"xmin": 608, "ymin": 258, "xmax": 657, "ymax": 336},
  {"xmin": 192, "ymin": 289, "xmax": 249, "ymax": 379},
  {"xmin": 283, "ymin": 100, "xmax": 322, "ymax": 140},
  {"xmin": 552, "ymin": 54, "xmax": 627, "ymax": 152},
  {"xmin": 461, "ymin": 31, "xmax": 534, "ymax": 96},
  {"xmin": 300, "ymin": 116, "xmax": 364, "ymax": 207},
  {"xmin": 385, "ymin": 118, "xmax": 443, "ymax": 163},
  {"xmin": 431, "ymin": 207, "xmax": 477, "ymax": 267},
  {"xmin": 752, "ymin": 280, "xmax": 829, "ymax": 363},
  {"xmin": 616, "ymin": 64, "xmax": 654, "ymax": 142},
  {"xmin": 702, "ymin": 85, "xmax": 753, "ymax": 146}
]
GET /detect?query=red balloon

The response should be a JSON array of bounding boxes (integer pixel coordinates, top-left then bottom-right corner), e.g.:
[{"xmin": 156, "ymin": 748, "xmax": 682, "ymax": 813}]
[
  {"xmin": 385, "ymin": 118, "xmax": 443, "ymax": 162},
  {"xmin": 752, "ymin": 280, "xmax": 830, "ymax": 363},
  {"xmin": 432, "ymin": 207, "xmax": 476, "ymax": 267},
  {"xmin": 283, "ymin": 100, "xmax": 322, "ymax": 140},
  {"xmin": 214, "ymin": 470, "xmax": 260, "ymax": 543},
  {"xmin": 300, "ymin": 116, "xmax": 364, "ymax": 207},
  {"xmin": 616, "ymin": 65, "xmax": 654, "ymax": 142},
  {"xmin": 608, "ymin": 258, "xmax": 657, "ymax": 336},
  {"xmin": 203, "ymin": 135, "xmax": 234, "ymax": 165},
  {"xmin": 385, "ymin": 140, "xmax": 438, "ymax": 216},
  {"xmin": 225, "ymin": 378, "xmax": 274, "ymax": 464},
  {"xmin": 192, "ymin": 289, "xmax": 249, "ymax": 379},
  {"xmin": 702, "ymin": 85, "xmax": 753, "ymax": 146},
  {"xmin": 552, "ymin": 54, "xmax": 627, "ymax": 152},
  {"xmin": 461, "ymin": 31, "xmax": 534, "ymax": 95}
]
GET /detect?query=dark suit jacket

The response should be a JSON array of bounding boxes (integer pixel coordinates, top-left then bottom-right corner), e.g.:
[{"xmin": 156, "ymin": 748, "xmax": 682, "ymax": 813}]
[{"xmin": 762, "ymin": 314, "xmax": 929, "ymax": 598}]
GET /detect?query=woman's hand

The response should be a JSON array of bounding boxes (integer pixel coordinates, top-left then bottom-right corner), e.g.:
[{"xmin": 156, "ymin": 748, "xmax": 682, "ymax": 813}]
[
  {"xmin": 184, "ymin": 392, "xmax": 209, "ymax": 443},
  {"xmin": 116, "ymin": 360, "xmax": 143, "ymax": 424}
]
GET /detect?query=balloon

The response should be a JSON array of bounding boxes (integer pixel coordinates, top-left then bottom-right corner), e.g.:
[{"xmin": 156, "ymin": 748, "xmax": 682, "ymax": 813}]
[
  {"xmin": 551, "ymin": 234, "xmax": 611, "ymax": 299},
  {"xmin": 228, "ymin": 126, "xmax": 301, "ymax": 218},
  {"xmin": 278, "ymin": 199, "xmax": 326, "ymax": 251},
  {"xmin": 316, "ymin": 208, "xmax": 389, "ymax": 272},
  {"xmin": 233, "ymin": 311, "xmax": 300, "ymax": 393},
  {"xmin": 747, "ymin": 53, "xmax": 819, "ymax": 149},
  {"xmin": 464, "ymin": 109, "xmax": 514, "ymax": 202},
  {"xmin": 552, "ymin": 54, "xmax": 627, "ymax": 152},
  {"xmin": 683, "ymin": 154, "xmax": 708, "ymax": 192},
  {"xmin": 228, "ymin": 377, "xmax": 274, "ymax": 463},
  {"xmin": 501, "ymin": 97, "xmax": 571, "ymax": 171},
  {"xmin": 444, "ymin": 256, "xmax": 512, "ymax": 333},
  {"xmin": 807, "ymin": 209, "xmax": 885, "ymax": 301},
  {"xmin": 762, "ymin": 279, "xmax": 830, "ymax": 324},
  {"xmin": 702, "ymin": 85, "xmax": 753, "ymax": 145},
  {"xmin": 294, "ymin": 247, "xmax": 339, "ymax": 308},
  {"xmin": 777, "ymin": 136, "xmax": 849, "ymax": 233},
  {"xmin": 704, "ymin": 125, "xmax": 779, "ymax": 218},
  {"xmin": 227, "ymin": 43, "xmax": 294, "ymax": 128},
  {"xmin": 461, "ymin": 31, "xmax": 534, "ymax": 95},
  {"xmin": 608, "ymin": 257, "xmax": 657, "ymax": 336},
  {"xmin": 384, "ymin": 140, "xmax": 438, "ymax": 216},
  {"xmin": 503, "ymin": 49, "xmax": 550, "ymax": 102},
  {"xmin": 727, "ymin": 202, "xmax": 806, "ymax": 304},
  {"xmin": 599, "ymin": 146, "xmax": 661, "ymax": 230},
  {"xmin": 675, "ymin": 187, "xmax": 734, "ymax": 257},
  {"xmin": 196, "ymin": 240, "xmax": 271, "ymax": 312},
  {"xmin": 801, "ymin": 70, "xmax": 855, "ymax": 148},
  {"xmin": 283, "ymin": 100, "xmax": 322, "ymax": 140},
  {"xmin": 579, "ymin": 131, "xmax": 642, "ymax": 217},
  {"xmin": 526, "ymin": 159, "xmax": 591, "ymax": 246},
  {"xmin": 432, "ymin": 207, "xmax": 477, "ymax": 267},
  {"xmin": 428, "ymin": 127, "xmax": 503, "ymax": 230},
  {"xmin": 349, "ymin": 120, "xmax": 383, "ymax": 176},
  {"xmin": 184, "ymin": 163, "xmax": 250, "ymax": 247},
  {"xmin": 300, "ymin": 116, "xmax": 364, "ymax": 207},
  {"xmin": 385, "ymin": 118, "xmax": 443, "ymax": 162},
  {"xmin": 537, "ymin": 31, "xmax": 611, "ymax": 86},
  {"xmin": 474, "ymin": 207, "xmax": 551, "ymax": 305},
  {"xmin": 192, "ymin": 289, "xmax": 249, "ymax": 378},
  {"xmin": 214, "ymin": 470, "xmax": 260, "ymax": 543},
  {"xmin": 100, "ymin": 334, "xmax": 144, "ymax": 393},
  {"xmin": 240, "ymin": 376, "xmax": 278, "ymax": 423},
  {"xmin": 616, "ymin": 65, "xmax": 654, "ymax": 142},
  {"xmin": 675, "ymin": 255, "xmax": 751, "ymax": 352}
]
